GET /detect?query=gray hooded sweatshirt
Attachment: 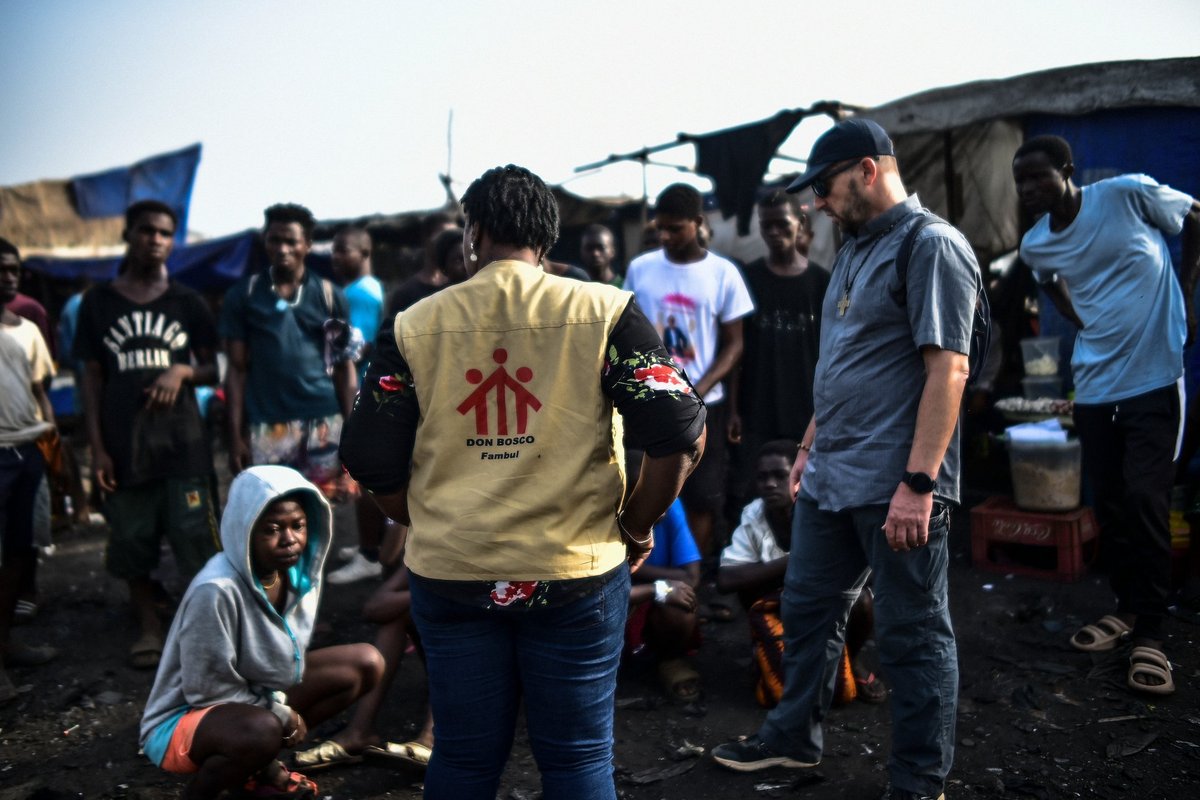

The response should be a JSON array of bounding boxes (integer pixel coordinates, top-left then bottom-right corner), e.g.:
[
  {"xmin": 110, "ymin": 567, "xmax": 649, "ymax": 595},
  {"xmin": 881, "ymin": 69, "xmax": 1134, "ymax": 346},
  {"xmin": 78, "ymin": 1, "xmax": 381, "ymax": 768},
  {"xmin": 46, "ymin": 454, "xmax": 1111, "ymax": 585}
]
[{"xmin": 139, "ymin": 465, "xmax": 331, "ymax": 764}]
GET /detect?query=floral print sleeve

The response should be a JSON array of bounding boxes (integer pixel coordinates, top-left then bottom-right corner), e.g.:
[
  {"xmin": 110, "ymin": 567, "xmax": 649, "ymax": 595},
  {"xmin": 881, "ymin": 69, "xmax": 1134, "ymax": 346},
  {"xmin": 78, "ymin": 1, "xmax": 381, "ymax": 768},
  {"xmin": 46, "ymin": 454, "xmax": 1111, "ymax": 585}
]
[
  {"xmin": 602, "ymin": 299, "xmax": 706, "ymax": 457},
  {"xmin": 339, "ymin": 321, "xmax": 419, "ymax": 495}
]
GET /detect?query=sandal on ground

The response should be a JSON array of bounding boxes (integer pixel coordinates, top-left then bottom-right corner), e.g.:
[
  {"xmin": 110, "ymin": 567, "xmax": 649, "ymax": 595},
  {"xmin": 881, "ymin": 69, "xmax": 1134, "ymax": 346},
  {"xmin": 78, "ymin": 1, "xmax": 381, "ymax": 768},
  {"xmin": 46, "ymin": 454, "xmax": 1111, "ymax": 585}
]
[
  {"xmin": 657, "ymin": 657, "xmax": 702, "ymax": 702},
  {"xmin": 237, "ymin": 764, "xmax": 318, "ymax": 798},
  {"xmin": 1127, "ymin": 646, "xmax": 1175, "ymax": 696},
  {"xmin": 292, "ymin": 739, "xmax": 363, "ymax": 771},
  {"xmin": 854, "ymin": 671, "xmax": 888, "ymax": 704},
  {"xmin": 129, "ymin": 633, "xmax": 164, "ymax": 670},
  {"xmin": 14, "ymin": 599, "xmax": 37, "ymax": 624},
  {"xmin": 365, "ymin": 740, "xmax": 432, "ymax": 769},
  {"xmin": 1069, "ymin": 615, "xmax": 1132, "ymax": 652}
]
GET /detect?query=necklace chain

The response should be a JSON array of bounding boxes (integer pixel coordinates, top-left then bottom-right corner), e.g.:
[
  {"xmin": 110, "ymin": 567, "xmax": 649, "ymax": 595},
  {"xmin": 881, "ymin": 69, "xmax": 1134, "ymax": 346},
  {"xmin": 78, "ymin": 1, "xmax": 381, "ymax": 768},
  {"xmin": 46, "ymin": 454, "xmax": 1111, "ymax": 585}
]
[
  {"xmin": 837, "ymin": 220, "xmax": 901, "ymax": 317},
  {"xmin": 261, "ymin": 572, "xmax": 280, "ymax": 589}
]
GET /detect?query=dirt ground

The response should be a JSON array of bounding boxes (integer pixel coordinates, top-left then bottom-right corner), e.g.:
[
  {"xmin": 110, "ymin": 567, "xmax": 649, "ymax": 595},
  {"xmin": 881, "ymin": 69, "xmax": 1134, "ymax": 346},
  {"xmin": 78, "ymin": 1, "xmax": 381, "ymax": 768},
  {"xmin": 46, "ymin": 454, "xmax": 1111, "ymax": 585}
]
[{"xmin": 2, "ymin": 452, "xmax": 1199, "ymax": 800}]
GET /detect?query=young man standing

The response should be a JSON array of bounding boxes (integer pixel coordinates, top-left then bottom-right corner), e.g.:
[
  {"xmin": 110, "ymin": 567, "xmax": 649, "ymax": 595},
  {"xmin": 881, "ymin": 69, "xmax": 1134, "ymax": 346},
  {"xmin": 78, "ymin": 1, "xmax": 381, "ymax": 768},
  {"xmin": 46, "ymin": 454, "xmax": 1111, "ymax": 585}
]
[
  {"xmin": 221, "ymin": 204, "xmax": 357, "ymax": 501},
  {"xmin": 1013, "ymin": 135, "xmax": 1200, "ymax": 696},
  {"xmin": 712, "ymin": 119, "xmax": 979, "ymax": 800},
  {"xmin": 331, "ymin": 226, "xmax": 383, "ymax": 375},
  {"xmin": 580, "ymin": 224, "xmax": 622, "ymax": 286},
  {"xmin": 328, "ymin": 226, "xmax": 387, "ymax": 585},
  {"xmin": 624, "ymin": 184, "xmax": 754, "ymax": 556},
  {"xmin": 75, "ymin": 201, "xmax": 221, "ymax": 669},
  {"xmin": 1, "ymin": 238, "xmax": 57, "ymax": 702},
  {"xmin": 728, "ymin": 192, "xmax": 829, "ymax": 510}
]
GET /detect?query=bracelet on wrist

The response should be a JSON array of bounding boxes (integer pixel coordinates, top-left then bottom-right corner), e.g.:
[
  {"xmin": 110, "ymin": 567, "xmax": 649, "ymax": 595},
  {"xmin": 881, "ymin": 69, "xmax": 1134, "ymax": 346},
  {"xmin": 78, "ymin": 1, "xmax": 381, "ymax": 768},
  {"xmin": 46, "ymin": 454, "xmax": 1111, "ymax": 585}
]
[
  {"xmin": 653, "ymin": 579, "xmax": 674, "ymax": 605},
  {"xmin": 617, "ymin": 513, "xmax": 652, "ymax": 547},
  {"xmin": 798, "ymin": 442, "xmax": 812, "ymax": 452}
]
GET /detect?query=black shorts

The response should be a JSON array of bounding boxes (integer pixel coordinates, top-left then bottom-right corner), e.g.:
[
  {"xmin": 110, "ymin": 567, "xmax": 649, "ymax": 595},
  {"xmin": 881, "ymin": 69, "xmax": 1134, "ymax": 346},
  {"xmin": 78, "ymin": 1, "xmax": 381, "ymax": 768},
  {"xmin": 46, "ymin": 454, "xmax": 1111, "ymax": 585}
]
[
  {"xmin": 679, "ymin": 402, "xmax": 728, "ymax": 515},
  {"xmin": 0, "ymin": 442, "xmax": 45, "ymax": 560}
]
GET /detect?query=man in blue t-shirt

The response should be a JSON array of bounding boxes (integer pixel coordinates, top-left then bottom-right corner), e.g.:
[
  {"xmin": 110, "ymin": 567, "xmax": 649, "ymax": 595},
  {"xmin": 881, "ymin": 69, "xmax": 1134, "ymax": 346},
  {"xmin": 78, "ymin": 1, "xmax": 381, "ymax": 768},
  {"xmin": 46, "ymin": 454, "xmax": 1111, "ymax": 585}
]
[
  {"xmin": 221, "ymin": 203, "xmax": 357, "ymax": 501},
  {"xmin": 1014, "ymin": 135, "xmax": 1200, "ymax": 697},
  {"xmin": 332, "ymin": 226, "xmax": 383, "ymax": 380},
  {"xmin": 625, "ymin": 498, "xmax": 702, "ymax": 703}
]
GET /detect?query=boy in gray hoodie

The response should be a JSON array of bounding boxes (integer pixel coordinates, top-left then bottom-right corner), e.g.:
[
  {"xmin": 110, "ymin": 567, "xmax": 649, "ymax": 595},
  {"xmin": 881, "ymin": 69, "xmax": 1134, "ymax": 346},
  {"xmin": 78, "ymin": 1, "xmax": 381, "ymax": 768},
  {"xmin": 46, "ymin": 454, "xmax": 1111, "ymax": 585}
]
[{"xmin": 140, "ymin": 465, "xmax": 382, "ymax": 798}]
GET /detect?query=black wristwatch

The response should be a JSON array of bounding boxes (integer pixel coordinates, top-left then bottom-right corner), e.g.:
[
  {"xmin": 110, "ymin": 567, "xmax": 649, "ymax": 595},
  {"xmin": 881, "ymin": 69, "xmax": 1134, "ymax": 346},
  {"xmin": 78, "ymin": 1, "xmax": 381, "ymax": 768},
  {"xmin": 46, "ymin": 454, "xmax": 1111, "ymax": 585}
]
[{"xmin": 902, "ymin": 471, "xmax": 937, "ymax": 494}]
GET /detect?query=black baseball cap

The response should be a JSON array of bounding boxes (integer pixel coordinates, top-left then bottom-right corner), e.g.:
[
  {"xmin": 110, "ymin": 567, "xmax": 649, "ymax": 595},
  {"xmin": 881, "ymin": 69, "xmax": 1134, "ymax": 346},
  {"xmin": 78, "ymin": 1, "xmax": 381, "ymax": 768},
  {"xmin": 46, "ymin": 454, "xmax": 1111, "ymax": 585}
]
[{"xmin": 786, "ymin": 118, "xmax": 895, "ymax": 194}]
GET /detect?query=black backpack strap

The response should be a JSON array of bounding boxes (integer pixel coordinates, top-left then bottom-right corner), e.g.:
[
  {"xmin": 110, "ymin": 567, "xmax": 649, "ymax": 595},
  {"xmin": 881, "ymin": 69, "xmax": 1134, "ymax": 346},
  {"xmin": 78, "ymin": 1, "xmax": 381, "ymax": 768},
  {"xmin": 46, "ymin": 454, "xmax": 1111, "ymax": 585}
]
[
  {"xmin": 891, "ymin": 212, "xmax": 993, "ymax": 386},
  {"xmin": 891, "ymin": 213, "xmax": 945, "ymax": 307}
]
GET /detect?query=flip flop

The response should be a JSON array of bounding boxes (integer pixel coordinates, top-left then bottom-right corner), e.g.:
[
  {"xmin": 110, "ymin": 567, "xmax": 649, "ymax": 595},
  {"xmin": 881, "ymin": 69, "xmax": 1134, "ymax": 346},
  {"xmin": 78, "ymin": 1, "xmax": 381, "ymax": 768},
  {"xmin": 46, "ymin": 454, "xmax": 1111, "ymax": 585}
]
[
  {"xmin": 292, "ymin": 739, "xmax": 363, "ymax": 772},
  {"xmin": 365, "ymin": 740, "xmax": 432, "ymax": 769},
  {"xmin": 1069, "ymin": 614, "xmax": 1132, "ymax": 652},
  {"xmin": 238, "ymin": 763, "xmax": 318, "ymax": 798},
  {"xmin": 1127, "ymin": 646, "xmax": 1175, "ymax": 696},
  {"xmin": 129, "ymin": 633, "xmax": 164, "ymax": 670},
  {"xmin": 657, "ymin": 657, "xmax": 702, "ymax": 702},
  {"xmin": 854, "ymin": 672, "xmax": 888, "ymax": 704},
  {"xmin": 14, "ymin": 599, "xmax": 37, "ymax": 624}
]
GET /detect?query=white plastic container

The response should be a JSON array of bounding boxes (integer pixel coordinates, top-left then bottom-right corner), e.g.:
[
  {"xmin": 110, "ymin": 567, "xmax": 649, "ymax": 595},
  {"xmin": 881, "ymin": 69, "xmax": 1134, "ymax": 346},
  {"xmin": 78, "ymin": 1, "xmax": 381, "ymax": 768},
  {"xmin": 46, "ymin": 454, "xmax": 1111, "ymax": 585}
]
[
  {"xmin": 1020, "ymin": 336, "xmax": 1060, "ymax": 376},
  {"xmin": 1009, "ymin": 439, "xmax": 1081, "ymax": 511}
]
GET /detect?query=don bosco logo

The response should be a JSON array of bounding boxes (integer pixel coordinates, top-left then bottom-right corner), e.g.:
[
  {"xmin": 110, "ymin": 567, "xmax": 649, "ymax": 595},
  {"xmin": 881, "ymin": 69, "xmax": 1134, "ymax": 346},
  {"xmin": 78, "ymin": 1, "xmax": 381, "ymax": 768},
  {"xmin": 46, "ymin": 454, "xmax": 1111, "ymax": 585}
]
[{"xmin": 457, "ymin": 348, "xmax": 542, "ymax": 436}]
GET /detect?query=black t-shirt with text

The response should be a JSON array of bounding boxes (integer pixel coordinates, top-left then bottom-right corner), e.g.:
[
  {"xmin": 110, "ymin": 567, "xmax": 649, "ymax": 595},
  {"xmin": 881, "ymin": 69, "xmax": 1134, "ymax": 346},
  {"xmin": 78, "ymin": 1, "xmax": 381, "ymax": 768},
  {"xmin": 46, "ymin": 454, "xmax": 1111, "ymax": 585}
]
[{"xmin": 75, "ymin": 282, "xmax": 217, "ymax": 486}]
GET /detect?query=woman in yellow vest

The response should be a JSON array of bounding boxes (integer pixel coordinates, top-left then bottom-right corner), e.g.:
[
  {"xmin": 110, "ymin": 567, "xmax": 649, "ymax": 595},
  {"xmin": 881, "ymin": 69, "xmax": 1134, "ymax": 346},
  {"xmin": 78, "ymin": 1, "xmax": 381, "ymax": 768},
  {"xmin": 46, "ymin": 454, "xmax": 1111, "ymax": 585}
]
[{"xmin": 341, "ymin": 164, "xmax": 706, "ymax": 800}]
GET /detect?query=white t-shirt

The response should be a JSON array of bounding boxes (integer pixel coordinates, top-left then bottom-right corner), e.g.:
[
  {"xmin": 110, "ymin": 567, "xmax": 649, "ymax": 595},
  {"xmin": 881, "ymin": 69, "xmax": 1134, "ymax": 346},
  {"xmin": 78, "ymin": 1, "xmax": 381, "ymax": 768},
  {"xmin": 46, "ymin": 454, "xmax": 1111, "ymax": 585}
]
[
  {"xmin": 624, "ymin": 248, "xmax": 754, "ymax": 405},
  {"xmin": 1020, "ymin": 175, "xmax": 1193, "ymax": 404},
  {"xmin": 3, "ymin": 317, "xmax": 55, "ymax": 384},
  {"xmin": 0, "ymin": 324, "xmax": 53, "ymax": 446},
  {"xmin": 720, "ymin": 498, "xmax": 788, "ymax": 567}
]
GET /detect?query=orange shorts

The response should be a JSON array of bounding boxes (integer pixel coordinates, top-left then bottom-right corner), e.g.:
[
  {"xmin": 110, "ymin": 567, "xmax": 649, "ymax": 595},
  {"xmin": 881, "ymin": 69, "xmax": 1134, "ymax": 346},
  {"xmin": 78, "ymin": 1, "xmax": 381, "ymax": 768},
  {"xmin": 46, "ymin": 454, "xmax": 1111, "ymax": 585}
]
[{"xmin": 160, "ymin": 705, "xmax": 217, "ymax": 774}]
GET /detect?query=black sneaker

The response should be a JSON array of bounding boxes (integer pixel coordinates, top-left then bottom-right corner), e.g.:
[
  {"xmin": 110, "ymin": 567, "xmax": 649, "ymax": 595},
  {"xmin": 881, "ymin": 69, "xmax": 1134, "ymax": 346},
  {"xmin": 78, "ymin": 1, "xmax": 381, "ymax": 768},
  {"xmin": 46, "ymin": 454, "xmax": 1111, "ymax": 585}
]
[
  {"xmin": 711, "ymin": 735, "xmax": 819, "ymax": 772},
  {"xmin": 882, "ymin": 787, "xmax": 945, "ymax": 800}
]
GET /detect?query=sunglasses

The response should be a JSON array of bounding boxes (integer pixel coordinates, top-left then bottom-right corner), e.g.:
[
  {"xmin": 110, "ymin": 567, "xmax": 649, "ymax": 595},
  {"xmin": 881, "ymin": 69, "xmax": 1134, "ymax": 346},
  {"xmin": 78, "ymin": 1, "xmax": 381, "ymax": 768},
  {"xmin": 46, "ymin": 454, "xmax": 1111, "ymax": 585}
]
[{"xmin": 811, "ymin": 159, "xmax": 863, "ymax": 198}]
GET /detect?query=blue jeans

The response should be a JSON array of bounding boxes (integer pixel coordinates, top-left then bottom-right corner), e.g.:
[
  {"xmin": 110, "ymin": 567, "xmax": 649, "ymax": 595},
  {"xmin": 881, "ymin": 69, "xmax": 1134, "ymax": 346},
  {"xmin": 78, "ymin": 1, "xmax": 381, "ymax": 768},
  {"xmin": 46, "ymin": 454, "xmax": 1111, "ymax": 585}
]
[
  {"xmin": 760, "ymin": 493, "xmax": 957, "ymax": 797},
  {"xmin": 409, "ymin": 565, "xmax": 631, "ymax": 800}
]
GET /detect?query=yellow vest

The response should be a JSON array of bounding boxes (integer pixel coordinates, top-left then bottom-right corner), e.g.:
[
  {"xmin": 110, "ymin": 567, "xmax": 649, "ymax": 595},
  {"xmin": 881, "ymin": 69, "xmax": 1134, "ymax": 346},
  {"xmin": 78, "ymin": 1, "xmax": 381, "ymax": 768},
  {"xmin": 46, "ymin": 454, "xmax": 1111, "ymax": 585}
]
[{"xmin": 396, "ymin": 260, "xmax": 631, "ymax": 580}]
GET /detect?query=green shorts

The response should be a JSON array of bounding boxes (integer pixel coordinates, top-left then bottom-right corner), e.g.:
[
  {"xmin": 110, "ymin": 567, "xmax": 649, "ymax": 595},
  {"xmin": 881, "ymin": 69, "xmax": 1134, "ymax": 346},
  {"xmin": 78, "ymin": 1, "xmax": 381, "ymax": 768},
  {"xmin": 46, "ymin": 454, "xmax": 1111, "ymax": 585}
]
[{"xmin": 104, "ymin": 477, "xmax": 220, "ymax": 581}]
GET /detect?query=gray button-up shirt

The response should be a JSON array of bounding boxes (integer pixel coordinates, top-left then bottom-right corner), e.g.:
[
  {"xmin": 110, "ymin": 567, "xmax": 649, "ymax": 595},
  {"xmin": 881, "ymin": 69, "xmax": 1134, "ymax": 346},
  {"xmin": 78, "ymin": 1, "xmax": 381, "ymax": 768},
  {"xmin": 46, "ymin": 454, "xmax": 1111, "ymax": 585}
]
[{"xmin": 803, "ymin": 195, "xmax": 980, "ymax": 511}]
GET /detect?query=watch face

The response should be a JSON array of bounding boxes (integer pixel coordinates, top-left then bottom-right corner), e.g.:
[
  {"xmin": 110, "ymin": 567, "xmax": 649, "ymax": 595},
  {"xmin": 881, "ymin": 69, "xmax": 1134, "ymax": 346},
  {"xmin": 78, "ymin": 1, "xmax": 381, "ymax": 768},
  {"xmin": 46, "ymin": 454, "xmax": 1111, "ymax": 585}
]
[{"xmin": 906, "ymin": 472, "xmax": 935, "ymax": 493}]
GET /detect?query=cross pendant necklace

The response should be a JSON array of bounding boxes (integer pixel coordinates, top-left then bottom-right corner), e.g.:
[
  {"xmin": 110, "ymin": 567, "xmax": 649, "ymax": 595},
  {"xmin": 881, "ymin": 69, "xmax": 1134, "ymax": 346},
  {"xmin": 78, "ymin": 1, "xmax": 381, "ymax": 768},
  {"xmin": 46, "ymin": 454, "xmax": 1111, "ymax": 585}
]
[{"xmin": 838, "ymin": 219, "xmax": 901, "ymax": 317}]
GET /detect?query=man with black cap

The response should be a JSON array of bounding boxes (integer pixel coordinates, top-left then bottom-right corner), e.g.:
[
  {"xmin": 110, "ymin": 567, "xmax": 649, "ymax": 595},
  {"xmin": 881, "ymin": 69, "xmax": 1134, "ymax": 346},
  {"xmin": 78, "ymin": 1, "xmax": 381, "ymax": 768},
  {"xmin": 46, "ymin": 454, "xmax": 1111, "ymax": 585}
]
[{"xmin": 712, "ymin": 118, "xmax": 981, "ymax": 800}]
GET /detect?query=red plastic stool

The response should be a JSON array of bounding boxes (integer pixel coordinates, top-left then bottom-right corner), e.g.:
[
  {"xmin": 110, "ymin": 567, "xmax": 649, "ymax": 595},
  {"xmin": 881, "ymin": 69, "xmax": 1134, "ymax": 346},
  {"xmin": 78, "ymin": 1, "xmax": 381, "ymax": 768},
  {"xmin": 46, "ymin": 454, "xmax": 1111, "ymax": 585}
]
[{"xmin": 970, "ymin": 496, "xmax": 1098, "ymax": 582}]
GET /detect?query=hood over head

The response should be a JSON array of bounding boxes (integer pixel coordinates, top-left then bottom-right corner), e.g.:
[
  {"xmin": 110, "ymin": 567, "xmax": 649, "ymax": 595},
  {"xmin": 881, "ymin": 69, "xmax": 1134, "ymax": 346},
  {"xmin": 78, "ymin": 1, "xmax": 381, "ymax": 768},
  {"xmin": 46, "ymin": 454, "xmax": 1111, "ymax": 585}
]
[{"xmin": 220, "ymin": 465, "xmax": 332, "ymax": 594}]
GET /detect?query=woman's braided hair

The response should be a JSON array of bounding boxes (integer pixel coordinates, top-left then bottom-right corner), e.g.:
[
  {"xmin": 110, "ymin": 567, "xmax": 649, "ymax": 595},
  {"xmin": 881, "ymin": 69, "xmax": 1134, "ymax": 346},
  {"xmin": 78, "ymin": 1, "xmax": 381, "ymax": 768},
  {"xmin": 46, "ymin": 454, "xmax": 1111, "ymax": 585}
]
[{"xmin": 461, "ymin": 165, "xmax": 559, "ymax": 258}]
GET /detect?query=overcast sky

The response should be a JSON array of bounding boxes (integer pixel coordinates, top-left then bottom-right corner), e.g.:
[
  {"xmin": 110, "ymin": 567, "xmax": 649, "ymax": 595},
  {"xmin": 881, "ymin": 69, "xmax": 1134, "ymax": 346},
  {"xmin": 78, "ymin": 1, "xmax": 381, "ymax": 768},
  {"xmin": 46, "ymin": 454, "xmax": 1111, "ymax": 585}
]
[{"xmin": 2, "ymin": 0, "xmax": 1197, "ymax": 237}]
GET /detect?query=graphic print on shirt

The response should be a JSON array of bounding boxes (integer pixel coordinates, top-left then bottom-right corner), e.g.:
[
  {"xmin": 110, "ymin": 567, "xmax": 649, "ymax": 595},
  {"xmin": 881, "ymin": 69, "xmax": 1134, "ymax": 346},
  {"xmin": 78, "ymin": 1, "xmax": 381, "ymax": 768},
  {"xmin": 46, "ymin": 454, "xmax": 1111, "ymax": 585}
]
[
  {"xmin": 102, "ymin": 310, "xmax": 190, "ymax": 372},
  {"xmin": 655, "ymin": 293, "xmax": 698, "ymax": 365},
  {"xmin": 457, "ymin": 348, "xmax": 542, "ymax": 461}
]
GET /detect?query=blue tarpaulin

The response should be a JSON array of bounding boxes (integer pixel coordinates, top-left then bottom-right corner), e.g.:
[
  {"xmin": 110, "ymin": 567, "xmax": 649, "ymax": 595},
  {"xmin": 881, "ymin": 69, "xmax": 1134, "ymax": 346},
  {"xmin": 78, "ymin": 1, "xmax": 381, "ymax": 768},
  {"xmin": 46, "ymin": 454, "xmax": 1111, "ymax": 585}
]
[
  {"xmin": 71, "ymin": 143, "xmax": 202, "ymax": 243},
  {"xmin": 23, "ymin": 229, "xmax": 333, "ymax": 294},
  {"xmin": 24, "ymin": 229, "xmax": 257, "ymax": 291}
]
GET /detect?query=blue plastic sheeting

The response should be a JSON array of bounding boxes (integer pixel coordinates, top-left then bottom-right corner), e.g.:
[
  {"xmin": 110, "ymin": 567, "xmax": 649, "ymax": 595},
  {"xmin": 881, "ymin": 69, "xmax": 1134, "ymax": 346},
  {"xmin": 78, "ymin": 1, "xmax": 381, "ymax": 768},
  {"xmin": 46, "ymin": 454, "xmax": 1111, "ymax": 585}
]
[
  {"xmin": 1025, "ymin": 108, "xmax": 1200, "ymax": 399},
  {"xmin": 23, "ymin": 230, "xmax": 334, "ymax": 294},
  {"xmin": 24, "ymin": 230, "xmax": 256, "ymax": 291},
  {"xmin": 71, "ymin": 144, "xmax": 202, "ymax": 243}
]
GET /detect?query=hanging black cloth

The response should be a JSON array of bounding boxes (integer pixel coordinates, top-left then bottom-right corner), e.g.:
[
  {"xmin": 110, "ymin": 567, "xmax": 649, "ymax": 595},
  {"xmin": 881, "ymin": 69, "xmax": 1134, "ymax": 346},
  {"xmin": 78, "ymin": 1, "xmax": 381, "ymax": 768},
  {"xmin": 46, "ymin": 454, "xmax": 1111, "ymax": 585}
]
[{"xmin": 690, "ymin": 109, "xmax": 806, "ymax": 236}]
